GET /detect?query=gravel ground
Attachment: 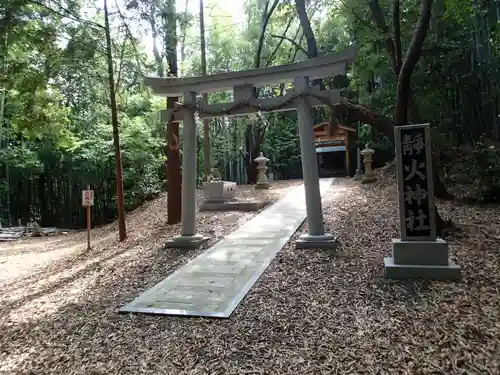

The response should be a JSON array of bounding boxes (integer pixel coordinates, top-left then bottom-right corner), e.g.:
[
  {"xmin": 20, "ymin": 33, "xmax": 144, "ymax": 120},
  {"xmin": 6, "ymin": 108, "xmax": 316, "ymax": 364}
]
[{"xmin": 1, "ymin": 175, "xmax": 499, "ymax": 374}]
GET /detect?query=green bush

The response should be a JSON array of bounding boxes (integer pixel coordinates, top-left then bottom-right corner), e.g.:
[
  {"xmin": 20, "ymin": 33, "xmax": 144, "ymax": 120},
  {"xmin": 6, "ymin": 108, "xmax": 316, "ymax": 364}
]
[{"xmin": 473, "ymin": 138, "xmax": 500, "ymax": 202}]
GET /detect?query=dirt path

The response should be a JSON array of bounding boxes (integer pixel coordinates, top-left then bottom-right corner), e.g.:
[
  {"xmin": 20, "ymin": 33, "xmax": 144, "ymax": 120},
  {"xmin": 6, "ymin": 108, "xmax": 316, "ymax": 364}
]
[
  {"xmin": 1, "ymin": 176, "xmax": 499, "ymax": 375},
  {"xmin": 0, "ymin": 181, "xmax": 298, "ymax": 285}
]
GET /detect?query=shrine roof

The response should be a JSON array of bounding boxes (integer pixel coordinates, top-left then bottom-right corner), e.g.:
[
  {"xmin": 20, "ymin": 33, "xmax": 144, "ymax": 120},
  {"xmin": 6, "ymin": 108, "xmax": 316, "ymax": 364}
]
[
  {"xmin": 144, "ymin": 45, "xmax": 358, "ymax": 97},
  {"xmin": 313, "ymin": 122, "xmax": 357, "ymax": 132}
]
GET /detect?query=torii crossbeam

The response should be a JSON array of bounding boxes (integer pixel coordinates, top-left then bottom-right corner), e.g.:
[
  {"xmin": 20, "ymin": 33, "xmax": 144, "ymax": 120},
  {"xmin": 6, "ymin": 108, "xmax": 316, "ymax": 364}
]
[{"xmin": 144, "ymin": 45, "xmax": 358, "ymax": 249}]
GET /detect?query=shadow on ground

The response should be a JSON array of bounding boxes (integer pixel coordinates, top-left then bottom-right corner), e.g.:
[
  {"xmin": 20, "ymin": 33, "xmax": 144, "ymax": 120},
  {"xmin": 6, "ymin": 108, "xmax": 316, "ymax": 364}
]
[{"xmin": 0, "ymin": 177, "xmax": 499, "ymax": 375}]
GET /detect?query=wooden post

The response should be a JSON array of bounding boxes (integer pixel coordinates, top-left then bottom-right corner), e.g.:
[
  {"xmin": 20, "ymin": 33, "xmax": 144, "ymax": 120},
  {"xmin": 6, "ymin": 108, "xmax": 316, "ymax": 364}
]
[
  {"xmin": 86, "ymin": 184, "xmax": 91, "ymax": 251},
  {"xmin": 82, "ymin": 185, "xmax": 94, "ymax": 251}
]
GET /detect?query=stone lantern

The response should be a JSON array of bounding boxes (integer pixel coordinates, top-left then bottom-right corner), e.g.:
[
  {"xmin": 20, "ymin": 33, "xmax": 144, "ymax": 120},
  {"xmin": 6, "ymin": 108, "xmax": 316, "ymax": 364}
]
[
  {"xmin": 360, "ymin": 144, "xmax": 376, "ymax": 183},
  {"xmin": 254, "ymin": 152, "xmax": 270, "ymax": 189}
]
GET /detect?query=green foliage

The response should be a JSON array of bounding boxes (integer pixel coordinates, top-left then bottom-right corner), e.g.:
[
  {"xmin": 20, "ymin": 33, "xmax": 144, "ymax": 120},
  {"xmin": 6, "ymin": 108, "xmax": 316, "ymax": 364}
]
[
  {"xmin": 473, "ymin": 139, "xmax": 500, "ymax": 202},
  {"xmin": 443, "ymin": 0, "xmax": 474, "ymax": 25},
  {"xmin": 262, "ymin": 115, "xmax": 301, "ymax": 172},
  {"xmin": 0, "ymin": 0, "xmax": 164, "ymax": 227},
  {"xmin": 3, "ymin": 0, "xmax": 500, "ymax": 228}
]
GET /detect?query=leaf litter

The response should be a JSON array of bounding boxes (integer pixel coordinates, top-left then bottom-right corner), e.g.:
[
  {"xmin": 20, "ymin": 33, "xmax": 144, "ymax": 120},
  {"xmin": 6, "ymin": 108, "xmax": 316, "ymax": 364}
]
[{"xmin": 0, "ymin": 175, "xmax": 499, "ymax": 374}]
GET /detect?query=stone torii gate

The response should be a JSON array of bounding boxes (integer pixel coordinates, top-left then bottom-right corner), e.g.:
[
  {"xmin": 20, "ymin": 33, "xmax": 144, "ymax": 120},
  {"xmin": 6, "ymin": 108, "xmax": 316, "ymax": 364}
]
[{"xmin": 145, "ymin": 45, "xmax": 358, "ymax": 249}]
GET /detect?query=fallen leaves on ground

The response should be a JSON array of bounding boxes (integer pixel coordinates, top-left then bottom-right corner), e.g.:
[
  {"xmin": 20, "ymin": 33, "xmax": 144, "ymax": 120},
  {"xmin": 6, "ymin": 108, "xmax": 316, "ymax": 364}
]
[{"xmin": 0, "ymin": 175, "xmax": 499, "ymax": 375}]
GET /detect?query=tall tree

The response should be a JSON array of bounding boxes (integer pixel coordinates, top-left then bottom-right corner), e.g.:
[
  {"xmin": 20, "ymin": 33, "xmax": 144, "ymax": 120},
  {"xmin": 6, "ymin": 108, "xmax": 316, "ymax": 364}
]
[
  {"xmin": 242, "ymin": 0, "xmax": 280, "ymax": 184},
  {"xmin": 199, "ymin": 0, "xmax": 210, "ymax": 181},
  {"xmin": 104, "ymin": 0, "xmax": 127, "ymax": 241},
  {"xmin": 163, "ymin": 0, "xmax": 182, "ymax": 224},
  {"xmin": 394, "ymin": 0, "xmax": 433, "ymax": 125}
]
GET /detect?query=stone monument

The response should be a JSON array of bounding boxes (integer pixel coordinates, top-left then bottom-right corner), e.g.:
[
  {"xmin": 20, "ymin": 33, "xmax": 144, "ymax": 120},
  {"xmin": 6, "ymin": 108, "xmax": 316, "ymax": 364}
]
[
  {"xmin": 384, "ymin": 123, "xmax": 461, "ymax": 280},
  {"xmin": 199, "ymin": 176, "xmax": 270, "ymax": 212},
  {"xmin": 202, "ymin": 180, "xmax": 237, "ymax": 203},
  {"xmin": 254, "ymin": 152, "xmax": 270, "ymax": 189},
  {"xmin": 360, "ymin": 144, "xmax": 376, "ymax": 183}
]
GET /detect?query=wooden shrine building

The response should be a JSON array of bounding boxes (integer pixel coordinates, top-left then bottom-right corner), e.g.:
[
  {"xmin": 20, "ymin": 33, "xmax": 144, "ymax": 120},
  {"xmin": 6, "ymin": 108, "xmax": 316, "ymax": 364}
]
[{"xmin": 313, "ymin": 122, "xmax": 356, "ymax": 177}]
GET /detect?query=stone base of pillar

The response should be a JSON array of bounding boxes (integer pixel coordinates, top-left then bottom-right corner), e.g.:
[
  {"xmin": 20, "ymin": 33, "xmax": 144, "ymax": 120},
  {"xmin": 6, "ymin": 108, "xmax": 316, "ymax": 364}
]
[
  {"xmin": 353, "ymin": 169, "xmax": 363, "ymax": 181},
  {"xmin": 165, "ymin": 234, "xmax": 209, "ymax": 249},
  {"xmin": 361, "ymin": 175, "xmax": 376, "ymax": 184},
  {"xmin": 384, "ymin": 238, "xmax": 461, "ymax": 280},
  {"xmin": 255, "ymin": 182, "xmax": 270, "ymax": 189},
  {"xmin": 296, "ymin": 233, "xmax": 337, "ymax": 249}
]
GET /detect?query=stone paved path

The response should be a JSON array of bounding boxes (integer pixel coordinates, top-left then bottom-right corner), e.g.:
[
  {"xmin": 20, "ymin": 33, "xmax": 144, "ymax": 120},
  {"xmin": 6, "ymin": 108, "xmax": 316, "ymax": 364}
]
[{"xmin": 119, "ymin": 179, "xmax": 333, "ymax": 318}]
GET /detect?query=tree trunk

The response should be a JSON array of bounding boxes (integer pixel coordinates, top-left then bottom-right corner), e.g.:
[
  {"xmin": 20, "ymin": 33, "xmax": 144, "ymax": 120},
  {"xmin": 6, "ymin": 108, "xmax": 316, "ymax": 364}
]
[
  {"xmin": 295, "ymin": 0, "xmax": 317, "ymax": 58},
  {"xmin": 245, "ymin": 158, "xmax": 258, "ymax": 185},
  {"xmin": 253, "ymin": 0, "xmax": 280, "ymax": 69},
  {"xmin": 179, "ymin": 0, "xmax": 189, "ymax": 75},
  {"xmin": 244, "ymin": 0, "xmax": 279, "ymax": 183},
  {"xmin": 162, "ymin": 0, "xmax": 182, "ymax": 224},
  {"xmin": 392, "ymin": 0, "xmax": 449, "ymax": 232},
  {"xmin": 199, "ymin": 0, "xmax": 210, "ymax": 182},
  {"xmin": 104, "ymin": 0, "xmax": 126, "ymax": 241},
  {"xmin": 295, "ymin": 0, "xmax": 324, "ymax": 88},
  {"xmin": 395, "ymin": 0, "xmax": 433, "ymax": 125}
]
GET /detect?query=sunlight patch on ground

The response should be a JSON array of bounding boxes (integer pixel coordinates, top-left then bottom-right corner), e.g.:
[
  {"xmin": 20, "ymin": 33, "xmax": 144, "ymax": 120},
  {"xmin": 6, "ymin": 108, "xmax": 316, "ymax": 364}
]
[
  {"xmin": 0, "ymin": 352, "xmax": 31, "ymax": 374},
  {"xmin": 0, "ymin": 244, "xmax": 83, "ymax": 283},
  {"xmin": 4, "ymin": 272, "xmax": 97, "ymax": 325},
  {"xmin": 2, "ymin": 260, "xmax": 96, "ymax": 299},
  {"xmin": 0, "ymin": 232, "xmax": 118, "ymax": 285}
]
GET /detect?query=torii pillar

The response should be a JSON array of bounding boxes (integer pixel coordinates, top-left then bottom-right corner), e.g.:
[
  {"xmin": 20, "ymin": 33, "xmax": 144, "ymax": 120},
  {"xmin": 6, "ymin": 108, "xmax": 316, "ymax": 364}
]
[
  {"xmin": 145, "ymin": 45, "xmax": 358, "ymax": 250},
  {"xmin": 165, "ymin": 91, "xmax": 209, "ymax": 248},
  {"xmin": 294, "ymin": 76, "xmax": 336, "ymax": 249}
]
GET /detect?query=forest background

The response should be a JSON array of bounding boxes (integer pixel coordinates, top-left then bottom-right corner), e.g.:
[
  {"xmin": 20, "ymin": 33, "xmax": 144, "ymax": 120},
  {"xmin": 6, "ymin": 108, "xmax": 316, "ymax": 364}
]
[{"xmin": 1, "ymin": 0, "xmax": 499, "ymax": 229}]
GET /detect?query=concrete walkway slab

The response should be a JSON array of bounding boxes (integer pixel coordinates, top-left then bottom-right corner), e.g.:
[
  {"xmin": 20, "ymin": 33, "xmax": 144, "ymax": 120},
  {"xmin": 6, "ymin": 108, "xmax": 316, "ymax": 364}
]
[{"xmin": 119, "ymin": 179, "xmax": 333, "ymax": 318}]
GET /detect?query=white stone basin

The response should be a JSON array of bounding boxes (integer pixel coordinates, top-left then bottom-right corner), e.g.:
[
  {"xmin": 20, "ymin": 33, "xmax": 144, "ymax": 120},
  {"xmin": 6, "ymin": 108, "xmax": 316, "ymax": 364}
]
[{"xmin": 202, "ymin": 181, "xmax": 237, "ymax": 203}]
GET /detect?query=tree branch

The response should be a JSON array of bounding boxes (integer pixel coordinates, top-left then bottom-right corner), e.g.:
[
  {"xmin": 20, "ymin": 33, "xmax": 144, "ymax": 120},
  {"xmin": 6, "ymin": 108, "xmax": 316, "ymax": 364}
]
[
  {"xmin": 114, "ymin": 34, "xmax": 129, "ymax": 94},
  {"xmin": 254, "ymin": 0, "xmax": 281, "ymax": 69},
  {"xmin": 115, "ymin": 4, "xmax": 146, "ymax": 77},
  {"xmin": 265, "ymin": 17, "xmax": 294, "ymax": 67},
  {"xmin": 294, "ymin": 0, "xmax": 325, "ymax": 89},
  {"xmin": 150, "ymin": 3, "xmax": 164, "ymax": 77},
  {"xmin": 392, "ymin": 0, "xmax": 402, "ymax": 73},
  {"xmin": 338, "ymin": 0, "xmax": 378, "ymax": 33},
  {"xmin": 269, "ymin": 34, "xmax": 308, "ymax": 56},
  {"xmin": 295, "ymin": 0, "xmax": 317, "ymax": 58},
  {"xmin": 27, "ymin": 0, "xmax": 104, "ymax": 29},
  {"xmin": 289, "ymin": 33, "xmax": 305, "ymax": 62},
  {"xmin": 395, "ymin": 0, "xmax": 434, "ymax": 125},
  {"xmin": 367, "ymin": 0, "xmax": 398, "ymax": 73}
]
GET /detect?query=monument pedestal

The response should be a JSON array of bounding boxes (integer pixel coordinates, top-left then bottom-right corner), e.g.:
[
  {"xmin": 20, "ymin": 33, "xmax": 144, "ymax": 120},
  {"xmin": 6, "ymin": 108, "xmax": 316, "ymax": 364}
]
[
  {"xmin": 361, "ymin": 175, "xmax": 376, "ymax": 184},
  {"xmin": 296, "ymin": 233, "xmax": 337, "ymax": 249},
  {"xmin": 164, "ymin": 234, "xmax": 209, "ymax": 249},
  {"xmin": 255, "ymin": 181, "xmax": 270, "ymax": 189},
  {"xmin": 353, "ymin": 169, "xmax": 362, "ymax": 181},
  {"xmin": 384, "ymin": 238, "xmax": 461, "ymax": 280}
]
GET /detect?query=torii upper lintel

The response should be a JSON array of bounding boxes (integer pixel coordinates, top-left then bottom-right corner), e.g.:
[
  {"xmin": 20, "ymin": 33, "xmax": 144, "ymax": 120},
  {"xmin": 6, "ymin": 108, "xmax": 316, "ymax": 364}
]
[{"xmin": 144, "ymin": 44, "xmax": 358, "ymax": 97}]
